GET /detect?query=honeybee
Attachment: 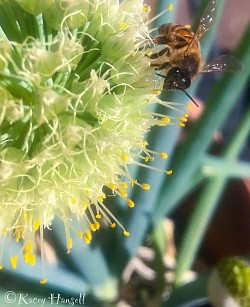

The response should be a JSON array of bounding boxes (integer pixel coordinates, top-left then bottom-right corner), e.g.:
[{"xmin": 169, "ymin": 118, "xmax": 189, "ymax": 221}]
[{"xmin": 147, "ymin": 0, "xmax": 242, "ymax": 106}]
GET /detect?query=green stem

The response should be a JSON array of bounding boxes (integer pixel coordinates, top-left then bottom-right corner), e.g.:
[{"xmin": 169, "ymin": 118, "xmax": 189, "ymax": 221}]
[
  {"xmin": 174, "ymin": 176, "xmax": 226, "ymax": 286},
  {"xmin": 36, "ymin": 14, "xmax": 46, "ymax": 46},
  {"xmin": 203, "ymin": 155, "xmax": 250, "ymax": 179},
  {"xmin": 174, "ymin": 105, "xmax": 250, "ymax": 286},
  {"xmin": 223, "ymin": 103, "xmax": 250, "ymax": 160}
]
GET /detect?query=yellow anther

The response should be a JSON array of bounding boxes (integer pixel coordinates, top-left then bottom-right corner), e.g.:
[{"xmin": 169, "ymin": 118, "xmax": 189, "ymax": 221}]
[
  {"xmin": 121, "ymin": 153, "xmax": 129, "ymax": 161},
  {"xmin": 90, "ymin": 223, "xmax": 96, "ymax": 232},
  {"xmin": 15, "ymin": 228, "xmax": 23, "ymax": 242},
  {"xmin": 0, "ymin": 264, "xmax": 3, "ymax": 270},
  {"xmin": 77, "ymin": 231, "xmax": 83, "ymax": 238},
  {"xmin": 24, "ymin": 253, "xmax": 29, "ymax": 263},
  {"xmin": 142, "ymin": 141, "xmax": 149, "ymax": 147},
  {"xmin": 25, "ymin": 253, "xmax": 36, "ymax": 266},
  {"xmin": 179, "ymin": 123, "xmax": 185, "ymax": 127},
  {"xmin": 145, "ymin": 156, "xmax": 150, "ymax": 162},
  {"xmin": 178, "ymin": 116, "xmax": 188, "ymax": 122},
  {"xmin": 120, "ymin": 183, "xmax": 128, "ymax": 189},
  {"xmin": 120, "ymin": 189, "xmax": 128, "ymax": 198},
  {"xmin": 160, "ymin": 152, "xmax": 168, "ymax": 159},
  {"xmin": 168, "ymin": 3, "xmax": 174, "ymax": 11},
  {"xmin": 84, "ymin": 235, "xmax": 91, "ymax": 244},
  {"xmin": 107, "ymin": 183, "xmax": 118, "ymax": 190},
  {"xmin": 24, "ymin": 212, "xmax": 29, "ymax": 221},
  {"xmin": 120, "ymin": 22, "xmax": 128, "ymax": 30},
  {"xmin": 96, "ymin": 214, "xmax": 102, "ymax": 219},
  {"xmin": 188, "ymin": 103, "xmax": 194, "ymax": 109},
  {"xmin": 184, "ymin": 113, "xmax": 189, "ymax": 118},
  {"xmin": 151, "ymin": 89, "xmax": 162, "ymax": 95},
  {"xmin": 127, "ymin": 199, "xmax": 135, "ymax": 208},
  {"xmin": 123, "ymin": 230, "xmax": 130, "ymax": 237},
  {"xmin": 166, "ymin": 170, "xmax": 173, "ymax": 175},
  {"xmin": 82, "ymin": 200, "xmax": 89, "ymax": 210},
  {"xmin": 85, "ymin": 230, "xmax": 92, "ymax": 241},
  {"xmin": 33, "ymin": 220, "xmax": 41, "ymax": 231},
  {"xmin": 24, "ymin": 241, "xmax": 33, "ymax": 253},
  {"xmin": 149, "ymin": 156, "xmax": 154, "ymax": 161},
  {"xmin": 94, "ymin": 222, "xmax": 100, "ymax": 230},
  {"xmin": 143, "ymin": 5, "xmax": 150, "ymax": 12},
  {"xmin": 161, "ymin": 117, "xmax": 171, "ymax": 124},
  {"xmin": 130, "ymin": 180, "xmax": 137, "ymax": 187},
  {"xmin": 10, "ymin": 256, "xmax": 18, "ymax": 269},
  {"xmin": 71, "ymin": 198, "xmax": 77, "ymax": 204},
  {"xmin": 98, "ymin": 196, "xmax": 104, "ymax": 203},
  {"xmin": 67, "ymin": 238, "xmax": 73, "ymax": 251},
  {"xmin": 29, "ymin": 254, "xmax": 36, "ymax": 266},
  {"xmin": 141, "ymin": 183, "xmax": 150, "ymax": 190},
  {"xmin": 40, "ymin": 278, "xmax": 48, "ymax": 284},
  {"xmin": 110, "ymin": 223, "xmax": 116, "ymax": 228}
]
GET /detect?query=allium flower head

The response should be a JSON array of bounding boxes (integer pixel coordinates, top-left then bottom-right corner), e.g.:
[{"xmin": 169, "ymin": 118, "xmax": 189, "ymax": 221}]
[{"xmin": 0, "ymin": 0, "xmax": 182, "ymax": 282}]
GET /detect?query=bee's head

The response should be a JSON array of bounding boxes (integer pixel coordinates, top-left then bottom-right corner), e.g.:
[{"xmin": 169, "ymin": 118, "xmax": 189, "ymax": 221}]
[
  {"xmin": 163, "ymin": 67, "xmax": 191, "ymax": 90},
  {"xmin": 156, "ymin": 68, "xmax": 198, "ymax": 107}
]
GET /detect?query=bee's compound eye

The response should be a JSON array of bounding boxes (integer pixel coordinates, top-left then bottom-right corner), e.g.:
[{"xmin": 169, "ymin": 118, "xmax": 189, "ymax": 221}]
[{"xmin": 165, "ymin": 67, "xmax": 191, "ymax": 90}]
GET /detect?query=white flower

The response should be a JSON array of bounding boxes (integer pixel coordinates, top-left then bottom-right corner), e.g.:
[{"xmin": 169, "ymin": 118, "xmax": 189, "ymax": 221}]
[{"xmin": 0, "ymin": 0, "xmax": 182, "ymax": 283}]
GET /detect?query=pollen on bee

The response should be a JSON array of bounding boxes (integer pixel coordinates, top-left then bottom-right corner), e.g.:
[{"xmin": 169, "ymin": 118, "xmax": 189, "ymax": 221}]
[{"xmin": 185, "ymin": 24, "xmax": 191, "ymax": 29}]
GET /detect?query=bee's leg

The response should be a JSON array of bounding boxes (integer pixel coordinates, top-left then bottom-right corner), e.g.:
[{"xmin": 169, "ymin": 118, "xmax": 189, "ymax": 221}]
[
  {"xmin": 146, "ymin": 46, "xmax": 170, "ymax": 59},
  {"xmin": 152, "ymin": 36, "xmax": 171, "ymax": 45},
  {"xmin": 150, "ymin": 62, "xmax": 171, "ymax": 70}
]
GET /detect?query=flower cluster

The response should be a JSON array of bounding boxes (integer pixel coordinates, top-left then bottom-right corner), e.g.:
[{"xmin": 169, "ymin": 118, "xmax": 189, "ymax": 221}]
[
  {"xmin": 0, "ymin": 0, "xmax": 184, "ymax": 282},
  {"xmin": 208, "ymin": 257, "xmax": 250, "ymax": 307}
]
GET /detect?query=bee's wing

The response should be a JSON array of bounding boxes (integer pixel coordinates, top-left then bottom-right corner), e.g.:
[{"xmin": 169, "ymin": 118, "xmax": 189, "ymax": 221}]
[
  {"xmin": 195, "ymin": 0, "xmax": 217, "ymax": 40},
  {"xmin": 185, "ymin": 1, "xmax": 217, "ymax": 54},
  {"xmin": 202, "ymin": 54, "xmax": 243, "ymax": 73}
]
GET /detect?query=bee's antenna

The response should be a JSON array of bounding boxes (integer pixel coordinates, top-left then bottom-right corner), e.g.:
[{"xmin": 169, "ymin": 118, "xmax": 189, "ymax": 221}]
[
  {"xmin": 155, "ymin": 73, "xmax": 199, "ymax": 107},
  {"xmin": 179, "ymin": 88, "xmax": 199, "ymax": 107}
]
